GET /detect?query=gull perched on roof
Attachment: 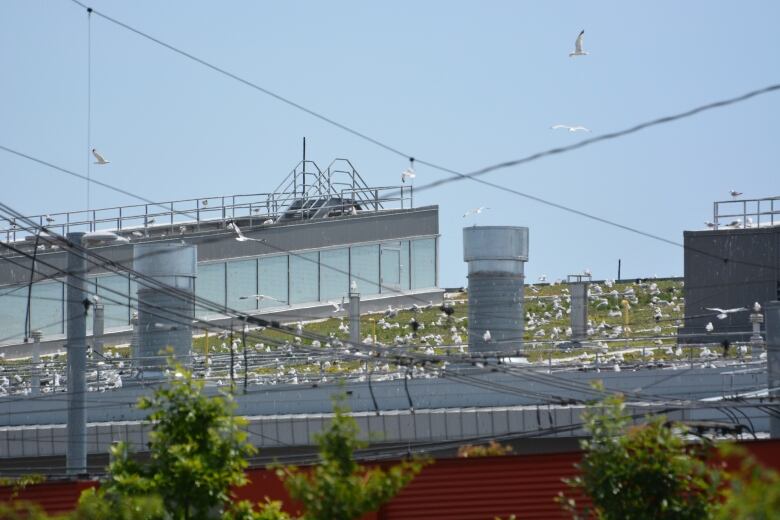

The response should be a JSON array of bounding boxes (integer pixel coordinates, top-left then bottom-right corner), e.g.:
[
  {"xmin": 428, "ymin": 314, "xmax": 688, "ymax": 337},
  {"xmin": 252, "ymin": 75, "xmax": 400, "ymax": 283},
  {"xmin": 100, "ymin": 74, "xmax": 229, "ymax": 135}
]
[
  {"xmin": 569, "ymin": 30, "xmax": 588, "ymax": 57},
  {"xmin": 91, "ymin": 148, "xmax": 109, "ymax": 165},
  {"xmin": 551, "ymin": 124, "xmax": 590, "ymax": 133},
  {"xmin": 706, "ymin": 306, "xmax": 748, "ymax": 320}
]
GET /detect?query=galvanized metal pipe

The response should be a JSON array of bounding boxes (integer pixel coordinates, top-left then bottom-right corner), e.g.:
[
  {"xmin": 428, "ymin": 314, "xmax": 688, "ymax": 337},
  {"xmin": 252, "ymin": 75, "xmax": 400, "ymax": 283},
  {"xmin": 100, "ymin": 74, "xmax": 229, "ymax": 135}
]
[{"xmin": 66, "ymin": 232, "xmax": 87, "ymax": 475}]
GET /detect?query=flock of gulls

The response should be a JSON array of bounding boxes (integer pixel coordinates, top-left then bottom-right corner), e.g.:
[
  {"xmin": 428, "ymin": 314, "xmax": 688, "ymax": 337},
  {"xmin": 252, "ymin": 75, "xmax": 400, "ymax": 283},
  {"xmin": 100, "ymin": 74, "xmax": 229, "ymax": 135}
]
[{"xmin": 0, "ymin": 277, "xmax": 764, "ymax": 397}]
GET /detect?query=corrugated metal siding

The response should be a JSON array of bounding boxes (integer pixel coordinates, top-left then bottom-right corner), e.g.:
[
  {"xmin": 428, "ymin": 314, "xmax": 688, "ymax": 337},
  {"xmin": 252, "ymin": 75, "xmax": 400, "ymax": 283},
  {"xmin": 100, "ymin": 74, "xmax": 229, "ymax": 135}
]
[
  {"xmin": 379, "ymin": 453, "xmax": 587, "ymax": 520},
  {"xmin": 0, "ymin": 480, "xmax": 96, "ymax": 515}
]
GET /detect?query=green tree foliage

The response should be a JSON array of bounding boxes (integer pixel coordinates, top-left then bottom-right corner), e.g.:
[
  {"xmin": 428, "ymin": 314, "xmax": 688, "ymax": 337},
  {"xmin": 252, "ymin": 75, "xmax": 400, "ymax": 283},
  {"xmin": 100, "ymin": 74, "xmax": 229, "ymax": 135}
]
[
  {"xmin": 716, "ymin": 445, "xmax": 780, "ymax": 520},
  {"xmin": 267, "ymin": 396, "xmax": 426, "ymax": 520},
  {"xmin": 559, "ymin": 389, "xmax": 722, "ymax": 520},
  {"xmin": 95, "ymin": 363, "xmax": 257, "ymax": 520}
]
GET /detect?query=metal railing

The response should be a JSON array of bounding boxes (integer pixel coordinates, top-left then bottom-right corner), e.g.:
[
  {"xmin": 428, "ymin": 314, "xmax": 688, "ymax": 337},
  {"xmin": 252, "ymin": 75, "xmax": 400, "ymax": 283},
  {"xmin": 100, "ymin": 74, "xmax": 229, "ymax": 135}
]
[{"xmin": 713, "ymin": 196, "xmax": 780, "ymax": 230}]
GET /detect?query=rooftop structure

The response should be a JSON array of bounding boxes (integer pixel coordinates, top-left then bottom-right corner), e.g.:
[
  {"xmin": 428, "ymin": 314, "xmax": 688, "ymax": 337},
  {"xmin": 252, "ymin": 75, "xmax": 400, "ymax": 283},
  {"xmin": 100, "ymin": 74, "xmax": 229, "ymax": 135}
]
[{"xmin": 0, "ymin": 158, "xmax": 439, "ymax": 347}]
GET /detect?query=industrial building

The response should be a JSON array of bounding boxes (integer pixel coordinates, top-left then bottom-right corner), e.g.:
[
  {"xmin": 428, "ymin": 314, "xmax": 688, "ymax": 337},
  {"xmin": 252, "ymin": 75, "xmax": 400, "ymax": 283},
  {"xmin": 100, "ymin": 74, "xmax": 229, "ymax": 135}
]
[
  {"xmin": 0, "ymin": 158, "xmax": 441, "ymax": 351},
  {"xmin": 682, "ymin": 195, "xmax": 780, "ymax": 341}
]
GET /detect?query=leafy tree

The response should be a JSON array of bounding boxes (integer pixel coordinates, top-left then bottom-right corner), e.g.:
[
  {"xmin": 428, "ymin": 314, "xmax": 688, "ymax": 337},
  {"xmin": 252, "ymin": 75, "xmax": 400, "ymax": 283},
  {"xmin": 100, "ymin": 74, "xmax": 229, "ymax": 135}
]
[
  {"xmin": 267, "ymin": 396, "xmax": 426, "ymax": 520},
  {"xmin": 558, "ymin": 389, "xmax": 722, "ymax": 519},
  {"xmin": 99, "ymin": 363, "xmax": 257, "ymax": 520},
  {"xmin": 716, "ymin": 445, "xmax": 780, "ymax": 520}
]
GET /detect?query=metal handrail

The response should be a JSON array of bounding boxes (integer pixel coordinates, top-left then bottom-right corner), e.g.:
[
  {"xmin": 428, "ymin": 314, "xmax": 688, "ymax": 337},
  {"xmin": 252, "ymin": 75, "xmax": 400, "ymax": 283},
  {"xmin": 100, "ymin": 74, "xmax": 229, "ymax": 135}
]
[{"xmin": 712, "ymin": 196, "xmax": 780, "ymax": 230}]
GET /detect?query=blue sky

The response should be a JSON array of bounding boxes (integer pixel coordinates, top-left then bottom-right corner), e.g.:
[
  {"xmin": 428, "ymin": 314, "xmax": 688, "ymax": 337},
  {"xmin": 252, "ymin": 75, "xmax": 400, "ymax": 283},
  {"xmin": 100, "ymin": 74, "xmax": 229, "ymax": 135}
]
[{"xmin": 2, "ymin": 1, "xmax": 778, "ymax": 287}]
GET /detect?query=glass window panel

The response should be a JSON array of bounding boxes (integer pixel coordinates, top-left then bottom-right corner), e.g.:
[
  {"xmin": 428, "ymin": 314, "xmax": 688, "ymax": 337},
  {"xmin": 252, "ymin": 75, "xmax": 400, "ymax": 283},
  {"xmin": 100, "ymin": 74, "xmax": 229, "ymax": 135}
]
[
  {"xmin": 227, "ymin": 259, "xmax": 258, "ymax": 311},
  {"xmin": 96, "ymin": 275, "xmax": 130, "ymax": 329},
  {"xmin": 401, "ymin": 240, "xmax": 411, "ymax": 290},
  {"xmin": 290, "ymin": 252, "xmax": 319, "ymax": 304},
  {"xmin": 350, "ymin": 245, "xmax": 379, "ymax": 295},
  {"xmin": 320, "ymin": 248, "xmax": 349, "ymax": 302},
  {"xmin": 380, "ymin": 246, "xmax": 401, "ymax": 293},
  {"xmin": 258, "ymin": 255, "xmax": 288, "ymax": 308},
  {"xmin": 0, "ymin": 285, "xmax": 30, "ymax": 342},
  {"xmin": 195, "ymin": 263, "xmax": 226, "ymax": 318},
  {"xmin": 412, "ymin": 238, "xmax": 436, "ymax": 289}
]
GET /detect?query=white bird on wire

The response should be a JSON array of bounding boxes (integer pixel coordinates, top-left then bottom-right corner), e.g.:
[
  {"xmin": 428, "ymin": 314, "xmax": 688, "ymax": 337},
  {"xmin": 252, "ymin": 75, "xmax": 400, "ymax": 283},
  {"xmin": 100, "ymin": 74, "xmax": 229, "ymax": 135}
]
[
  {"xmin": 91, "ymin": 148, "xmax": 109, "ymax": 165},
  {"xmin": 463, "ymin": 207, "xmax": 489, "ymax": 218},
  {"xmin": 551, "ymin": 124, "xmax": 591, "ymax": 133},
  {"xmin": 569, "ymin": 30, "xmax": 588, "ymax": 57},
  {"xmin": 705, "ymin": 321, "xmax": 714, "ymax": 333},
  {"xmin": 705, "ymin": 306, "xmax": 748, "ymax": 320},
  {"xmin": 228, "ymin": 221, "xmax": 264, "ymax": 243},
  {"xmin": 401, "ymin": 158, "xmax": 416, "ymax": 183},
  {"xmin": 730, "ymin": 190, "xmax": 743, "ymax": 199}
]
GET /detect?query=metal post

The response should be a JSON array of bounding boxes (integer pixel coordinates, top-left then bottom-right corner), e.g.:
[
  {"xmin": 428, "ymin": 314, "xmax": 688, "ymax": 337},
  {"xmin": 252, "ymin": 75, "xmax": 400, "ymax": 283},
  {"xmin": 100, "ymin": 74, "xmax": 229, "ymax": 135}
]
[
  {"xmin": 31, "ymin": 330, "xmax": 42, "ymax": 395},
  {"xmin": 765, "ymin": 301, "xmax": 780, "ymax": 439},
  {"xmin": 349, "ymin": 291, "xmax": 360, "ymax": 346},
  {"xmin": 750, "ymin": 310, "xmax": 764, "ymax": 360},
  {"xmin": 66, "ymin": 232, "xmax": 87, "ymax": 475},
  {"xmin": 93, "ymin": 298, "xmax": 104, "ymax": 356}
]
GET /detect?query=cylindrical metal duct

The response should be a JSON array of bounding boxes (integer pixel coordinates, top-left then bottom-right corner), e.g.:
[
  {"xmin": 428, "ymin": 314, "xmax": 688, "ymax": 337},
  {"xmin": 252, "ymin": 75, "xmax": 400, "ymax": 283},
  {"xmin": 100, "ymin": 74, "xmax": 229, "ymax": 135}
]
[
  {"xmin": 133, "ymin": 242, "xmax": 197, "ymax": 375},
  {"xmin": 568, "ymin": 275, "xmax": 591, "ymax": 343},
  {"xmin": 463, "ymin": 226, "xmax": 529, "ymax": 353}
]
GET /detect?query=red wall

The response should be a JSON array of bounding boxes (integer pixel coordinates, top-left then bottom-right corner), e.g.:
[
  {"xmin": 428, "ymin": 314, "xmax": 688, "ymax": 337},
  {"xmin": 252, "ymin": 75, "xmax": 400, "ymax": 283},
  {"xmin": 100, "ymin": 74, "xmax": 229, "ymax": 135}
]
[{"xmin": 4, "ymin": 439, "xmax": 779, "ymax": 520}]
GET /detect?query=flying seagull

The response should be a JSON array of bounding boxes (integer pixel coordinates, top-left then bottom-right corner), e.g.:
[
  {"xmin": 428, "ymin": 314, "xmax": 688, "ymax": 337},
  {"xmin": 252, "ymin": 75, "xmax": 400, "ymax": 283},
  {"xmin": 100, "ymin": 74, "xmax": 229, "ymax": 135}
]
[
  {"xmin": 91, "ymin": 148, "xmax": 109, "ymax": 165},
  {"xmin": 401, "ymin": 167, "xmax": 416, "ymax": 183},
  {"xmin": 228, "ymin": 221, "xmax": 264, "ymax": 242},
  {"xmin": 240, "ymin": 294, "xmax": 283, "ymax": 303},
  {"xmin": 705, "ymin": 306, "xmax": 748, "ymax": 320},
  {"xmin": 463, "ymin": 207, "xmax": 489, "ymax": 218},
  {"xmin": 551, "ymin": 124, "xmax": 591, "ymax": 133},
  {"xmin": 730, "ymin": 190, "xmax": 743, "ymax": 199},
  {"xmin": 569, "ymin": 30, "xmax": 588, "ymax": 57}
]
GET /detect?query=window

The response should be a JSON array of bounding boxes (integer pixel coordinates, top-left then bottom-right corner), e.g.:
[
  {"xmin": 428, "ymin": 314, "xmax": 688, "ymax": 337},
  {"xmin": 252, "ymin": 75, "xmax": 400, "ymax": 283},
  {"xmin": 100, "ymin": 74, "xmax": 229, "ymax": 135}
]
[
  {"xmin": 0, "ymin": 285, "xmax": 29, "ymax": 341},
  {"xmin": 258, "ymin": 255, "xmax": 288, "ymax": 308},
  {"xmin": 401, "ymin": 240, "xmax": 411, "ymax": 290},
  {"xmin": 290, "ymin": 252, "xmax": 319, "ymax": 304},
  {"xmin": 320, "ymin": 248, "xmax": 349, "ymax": 302},
  {"xmin": 411, "ymin": 238, "xmax": 436, "ymax": 289},
  {"xmin": 227, "ymin": 259, "xmax": 258, "ymax": 311},
  {"xmin": 350, "ymin": 245, "xmax": 379, "ymax": 295},
  {"xmin": 96, "ymin": 275, "xmax": 130, "ymax": 329},
  {"xmin": 196, "ymin": 263, "xmax": 226, "ymax": 317}
]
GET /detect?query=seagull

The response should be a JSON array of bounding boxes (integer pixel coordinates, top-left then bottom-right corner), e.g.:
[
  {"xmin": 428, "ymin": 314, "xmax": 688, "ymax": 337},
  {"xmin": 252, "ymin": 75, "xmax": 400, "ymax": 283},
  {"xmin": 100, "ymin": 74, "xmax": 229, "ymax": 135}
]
[
  {"xmin": 91, "ymin": 148, "xmax": 109, "ymax": 165},
  {"xmin": 463, "ymin": 207, "xmax": 489, "ymax": 218},
  {"xmin": 240, "ymin": 294, "xmax": 283, "ymax": 303},
  {"xmin": 583, "ymin": 268, "xmax": 592, "ymax": 277},
  {"xmin": 705, "ymin": 322, "xmax": 714, "ymax": 333},
  {"xmin": 569, "ymin": 30, "xmax": 588, "ymax": 57},
  {"xmin": 227, "ymin": 221, "xmax": 264, "ymax": 242},
  {"xmin": 705, "ymin": 306, "xmax": 748, "ymax": 320},
  {"xmin": 483, "ymin": 330, "xmax": 492, "ymax": 342},
  {"xmin": 753, "ymin": 302, "xmax": 762, "ymax": 313},
  {"xmin": 401, "ymin": 167, "xmax": 416, "ymax": 183},
  {"xmin": 330, "ymin": 301, "xmax": 344, "ymax": 313},
  {"xmin": 201, "ymin": 199, "xmax": 209, "ymax": 206},
  {"xmin": 704, "ymin": 221, "xmax": 716, "ymax": 229},
  {"xmin": 131, "ymin": 230, "xmax": 144, "ymax": 237},
  {"xmin": 551, "ymin": 124, "xmax": 591, "ymax": 133},
  {"xmin": 45, "ymin": 215, "xmax": 55, "ymax": 224},
  {"xmin": 730, "ymin": 190, "xmax": 743, "ymax": 199},
  {"xmin": 350, "ymin": 280, "xmax": 358, "ymax": 292}
]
